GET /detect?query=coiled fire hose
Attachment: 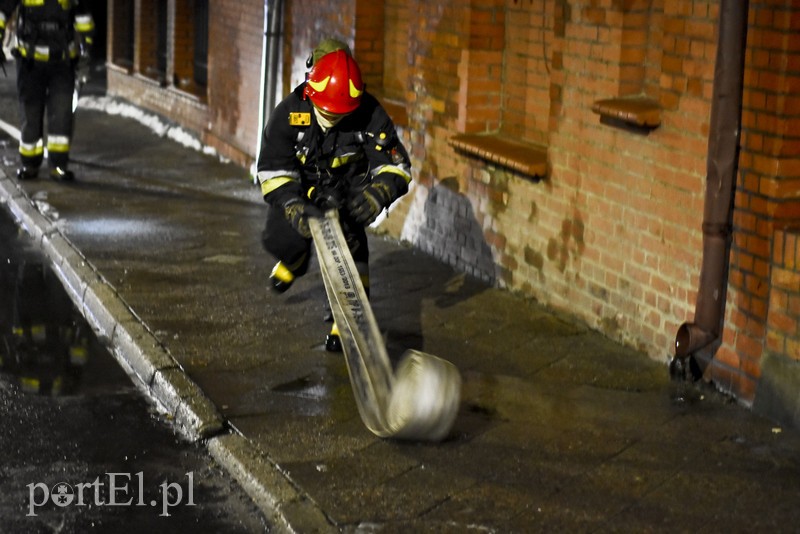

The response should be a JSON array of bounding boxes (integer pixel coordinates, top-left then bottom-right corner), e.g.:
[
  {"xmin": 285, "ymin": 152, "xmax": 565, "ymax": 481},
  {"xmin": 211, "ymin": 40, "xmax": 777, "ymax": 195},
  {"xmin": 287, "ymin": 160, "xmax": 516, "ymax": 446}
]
[{"xmin": 309, "ymin": 211, "xmax": 461, "ymax": 441}]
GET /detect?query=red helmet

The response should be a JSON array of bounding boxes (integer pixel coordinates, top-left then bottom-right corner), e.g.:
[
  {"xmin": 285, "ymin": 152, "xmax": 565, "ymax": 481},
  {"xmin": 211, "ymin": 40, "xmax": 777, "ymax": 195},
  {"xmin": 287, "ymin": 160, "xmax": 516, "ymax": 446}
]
[{"xmin": 304, "ymin": 50, "xmax": 364, "ymax": 115}]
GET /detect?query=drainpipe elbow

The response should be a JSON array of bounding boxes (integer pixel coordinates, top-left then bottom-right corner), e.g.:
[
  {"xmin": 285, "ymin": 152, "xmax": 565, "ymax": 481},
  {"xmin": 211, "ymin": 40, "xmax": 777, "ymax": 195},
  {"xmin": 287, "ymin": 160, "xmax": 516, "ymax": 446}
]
[{"xmin": 675, "ymin": 322, "xmax": 716, "ymax": 359}]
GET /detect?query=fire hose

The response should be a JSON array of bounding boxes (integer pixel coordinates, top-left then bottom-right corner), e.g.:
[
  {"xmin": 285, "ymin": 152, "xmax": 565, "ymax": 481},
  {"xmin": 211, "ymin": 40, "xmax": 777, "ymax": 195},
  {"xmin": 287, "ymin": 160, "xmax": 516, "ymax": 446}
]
[{"xmin": 309, "ymin": 211, "xmax": 461, "ymax": 442}]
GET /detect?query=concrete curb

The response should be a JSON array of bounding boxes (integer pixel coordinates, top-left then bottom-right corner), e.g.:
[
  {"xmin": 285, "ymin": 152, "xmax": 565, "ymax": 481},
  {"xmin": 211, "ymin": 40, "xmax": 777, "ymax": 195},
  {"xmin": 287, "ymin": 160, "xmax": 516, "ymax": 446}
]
[
  {"xmin": 0, "ymin": 172, "xmax": 224, "ymax": 441},
  {"xmin": 208, "ymin": 434, "xmax": 336, "ymax": 533}
]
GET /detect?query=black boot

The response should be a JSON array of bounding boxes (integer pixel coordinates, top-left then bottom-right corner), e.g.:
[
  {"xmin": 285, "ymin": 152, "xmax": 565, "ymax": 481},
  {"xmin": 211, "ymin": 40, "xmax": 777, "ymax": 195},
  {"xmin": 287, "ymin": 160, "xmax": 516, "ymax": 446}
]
[
  {"xmin": 269, "ymin": 261, "xmax": 295, "ymax": 293},
  {"xmin": 325, "ymin": 323, "xmax": 342, "ymax": 352},
  {"xmin": 16, "ymin": 166, "xmax": 39, "ymax": 180},
  {"xmin": 50, "ymin": 167, "xmax": 75, "ymax": 182}
]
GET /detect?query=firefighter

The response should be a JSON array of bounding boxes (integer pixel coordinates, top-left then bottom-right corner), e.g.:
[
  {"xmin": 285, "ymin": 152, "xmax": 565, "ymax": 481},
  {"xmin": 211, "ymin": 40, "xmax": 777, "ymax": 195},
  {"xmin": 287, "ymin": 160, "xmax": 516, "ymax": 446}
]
[
  {"xmin": 0, "ymin": 0, "xmax": 94, "ymax": 182},
  {"xmin": 256, "ymin": 39, "xmax": 412, "ymax": 352}
]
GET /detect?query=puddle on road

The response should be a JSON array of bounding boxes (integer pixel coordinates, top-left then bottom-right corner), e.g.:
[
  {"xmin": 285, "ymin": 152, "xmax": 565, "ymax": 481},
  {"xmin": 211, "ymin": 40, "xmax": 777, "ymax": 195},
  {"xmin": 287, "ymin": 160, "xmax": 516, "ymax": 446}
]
[{"xmin": 0, "ymin": 204, "xmax": 123, "ymax": 396}]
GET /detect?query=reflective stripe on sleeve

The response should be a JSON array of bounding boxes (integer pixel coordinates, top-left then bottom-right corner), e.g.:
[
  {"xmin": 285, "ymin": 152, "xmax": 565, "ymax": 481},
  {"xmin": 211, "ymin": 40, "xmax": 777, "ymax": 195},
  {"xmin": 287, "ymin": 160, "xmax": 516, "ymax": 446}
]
[
  {"xmin": 260, "ymin": 177, "xmax": 297, "ymax": 197},
  {"xmin": 257, "ymin": 170, "xmax": 299, "ymax": 197},
  {"xmin": 373, "ymin": 164, "xmax": 412, "ymax": 184}
]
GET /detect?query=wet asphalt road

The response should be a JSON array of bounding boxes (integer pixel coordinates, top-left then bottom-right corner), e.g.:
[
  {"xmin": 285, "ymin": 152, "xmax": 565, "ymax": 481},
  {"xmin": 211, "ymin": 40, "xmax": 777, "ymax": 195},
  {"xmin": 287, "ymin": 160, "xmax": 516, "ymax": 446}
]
[{"xmin": 0, "ymin": 206, "xmax": 269, "ymax": 533}]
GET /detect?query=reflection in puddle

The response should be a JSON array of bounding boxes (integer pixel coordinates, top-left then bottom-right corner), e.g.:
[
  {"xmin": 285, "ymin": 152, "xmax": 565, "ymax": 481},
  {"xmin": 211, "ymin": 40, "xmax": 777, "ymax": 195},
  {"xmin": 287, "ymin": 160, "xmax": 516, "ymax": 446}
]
[
  {"xmin": 0, "ymin": 205, "xmax": 96, "ymax": 396},
  {"xmin": 67, "ymin": 217, "xmax": 165, "ymax": 238}
]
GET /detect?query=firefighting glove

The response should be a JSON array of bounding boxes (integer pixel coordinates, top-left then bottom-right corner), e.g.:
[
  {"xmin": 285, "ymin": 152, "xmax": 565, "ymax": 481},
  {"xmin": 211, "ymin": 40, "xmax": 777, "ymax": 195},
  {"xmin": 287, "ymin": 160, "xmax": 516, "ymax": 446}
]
[
  {"xmin": 268, "ymin": 184, "xmax": 323, "ymax": 239},
  {"xmin": 348, "ymin": 174, "xmax": 408, "ymax": 225},
  {"xmin": 283, "ymin": 198, "xmax": 323, "ymax": 238}
]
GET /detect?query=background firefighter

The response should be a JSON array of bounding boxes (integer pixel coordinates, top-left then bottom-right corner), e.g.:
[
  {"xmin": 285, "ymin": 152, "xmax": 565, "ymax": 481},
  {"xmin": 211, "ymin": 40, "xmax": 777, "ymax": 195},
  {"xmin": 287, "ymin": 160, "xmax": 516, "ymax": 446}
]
[
  {"xmin": 0, "ymin": 0, "xmax": 94, "ymax": 182},
  {"xmin": 256, "ymin": 38, "xmax": 412, "ymax": 352}
]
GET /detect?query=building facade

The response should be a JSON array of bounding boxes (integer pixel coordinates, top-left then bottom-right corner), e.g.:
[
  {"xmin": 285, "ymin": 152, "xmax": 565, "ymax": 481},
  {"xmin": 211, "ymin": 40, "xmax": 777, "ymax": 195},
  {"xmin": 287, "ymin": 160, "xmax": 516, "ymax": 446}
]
[{"xmin": 105, "ymin": 0, "xmax": 800, "ymax": 423}]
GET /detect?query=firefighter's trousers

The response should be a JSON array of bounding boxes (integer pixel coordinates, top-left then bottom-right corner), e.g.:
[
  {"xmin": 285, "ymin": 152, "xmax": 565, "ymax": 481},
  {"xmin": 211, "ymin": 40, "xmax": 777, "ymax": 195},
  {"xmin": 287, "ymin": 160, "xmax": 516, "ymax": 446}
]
[
  {"xmin": 16, "ymin": 58, "xmax": 75, "ymax": 170},
  {"xmin": 261, "ymin": 204, "xmax": 370, "ymax": 280}
]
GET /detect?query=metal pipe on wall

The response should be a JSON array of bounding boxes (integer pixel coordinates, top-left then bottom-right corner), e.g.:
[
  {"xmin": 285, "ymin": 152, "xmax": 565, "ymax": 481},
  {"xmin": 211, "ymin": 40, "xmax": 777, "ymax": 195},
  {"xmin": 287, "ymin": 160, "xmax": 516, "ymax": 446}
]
[
  {"xmin": 673, "ymin": 0, "xmax": 750, "ymax": 378},
  {"xmin": 254, "ymin": 0, "xmax": 284, "ymax": 176}
]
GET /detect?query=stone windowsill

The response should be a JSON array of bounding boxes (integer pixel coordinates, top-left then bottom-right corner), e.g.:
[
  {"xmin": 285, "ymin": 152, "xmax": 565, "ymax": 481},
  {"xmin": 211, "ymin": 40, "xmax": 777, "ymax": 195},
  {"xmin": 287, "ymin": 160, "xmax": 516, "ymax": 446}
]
[
  {"xmin": 107, "ymin": 61, "xmax": 133, "ymax": 75},
  {"xmin": 592, "ymin": 95, "xmax": 662, "ymax": 128},
  {"xmin": 448, "ymin": 133, "xmax": 548, "ymax": 178}
]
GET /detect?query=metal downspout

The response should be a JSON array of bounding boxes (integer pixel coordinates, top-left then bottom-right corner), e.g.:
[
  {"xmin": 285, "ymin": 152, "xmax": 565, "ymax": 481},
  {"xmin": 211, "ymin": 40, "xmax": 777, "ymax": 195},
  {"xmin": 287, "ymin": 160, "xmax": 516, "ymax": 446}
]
[
  {"xmin": 672, "ymin": 0, "xmax": 750, "ymax": 379},
  {"xmin": 254, "ymin": 0, "xmax": 284, "ymax": 176}
]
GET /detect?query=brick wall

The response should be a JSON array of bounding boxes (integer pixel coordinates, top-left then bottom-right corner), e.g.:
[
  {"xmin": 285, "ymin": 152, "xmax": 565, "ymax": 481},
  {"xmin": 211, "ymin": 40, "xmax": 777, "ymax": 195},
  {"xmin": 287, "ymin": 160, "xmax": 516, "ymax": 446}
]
[
  {"xmin": 753, "ymin": 225, "xmax": 800, "ymax": 427},
  {"xmin": 767, "ymin": 228, "xmax": 800, "ymax": 360},
  {"xmin": 108, "ymin": 0, "xmax": 263, "ymax": 167},
  {"xmin": 716, "ymin": 1, "xmax": 800, "ymax": 400},
  {"xmin": 364, "ymin": 0, "xmax": 797, "ymax": 405},
  {"xmin": 204, "ymin": 0, "xmax": 263, "ymax": 165}
]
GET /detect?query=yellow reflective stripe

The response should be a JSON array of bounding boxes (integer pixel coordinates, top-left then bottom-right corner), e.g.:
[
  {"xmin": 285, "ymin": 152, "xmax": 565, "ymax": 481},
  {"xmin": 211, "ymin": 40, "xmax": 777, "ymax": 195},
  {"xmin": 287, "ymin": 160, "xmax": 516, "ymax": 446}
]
[
  {"xmin": 375, "ymin": 165, "xmax": 412, "ymax": 184},
  {"xmin": 330, "ymin": 151, "xmax": 362, "ymax": 169},
  {"xmin": 0, "ymin": 12, "xmax": 7, "ymax": 30},
  {"xmin": 260, "ymin": 176, "xmax": 296, "ymax": 197},
  {"xmin": 23, "ymin": 0, "xmax": 45, "ymax": 5},
  {"xmin": 30, "ymin": 324, "xmax": 46, "ymax": 342},
  {"xmin": 19, "ymin": 139, "xmax": 44, "ymax": 157},
  {"xmin": 307, "ymin": 75, "xmax": 330, "ymax": 93},
  {"xmin": 349, "ymin": 79, "xmax": 363, "ymax": 99},
  {"xmin": 270, "ymin": 262, "xmax": 295, "ymax": 284},
  {"xmin": 21, "ymin": 377, "xmax": 41, "ymax": 393},
  {"xmin": 257, "ymin": 169, "xmax": 299, "ymax": 183},
  {"xmin": 75, "ymin": 15, "xmax": 94, "ymax": 33},
  {"xmin": 47, "ymin": 135, "xmax": 71, "ymax": 153},
  {"xmin": 34, "ymin": 46, "xmax": 49, "ymax": 61}
]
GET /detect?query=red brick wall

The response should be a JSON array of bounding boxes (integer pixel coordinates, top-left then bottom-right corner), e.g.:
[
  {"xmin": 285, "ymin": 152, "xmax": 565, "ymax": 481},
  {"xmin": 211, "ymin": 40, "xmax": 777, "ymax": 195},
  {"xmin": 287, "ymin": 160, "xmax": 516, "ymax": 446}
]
[
  {"xmin": 767, "ymin": 228, "xmax": 800, "ymax": 361},
  {"xmin": 108, "ymin": 0, "xmax": 262, "ymax": 166},
  {"xmin": 716, "ymin": 2, "xmax": 800, "ymax": 399},
  {"xmin": 371, "ymin": 0, "xmax": 796, "ymax": 404},
  {"xmin": 381, "ymin": 0, "xmax": 411, "ymax": 104},
  {"xmin": 204, "ymin": 0, "xmax": 263, "ymax": 165}
]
